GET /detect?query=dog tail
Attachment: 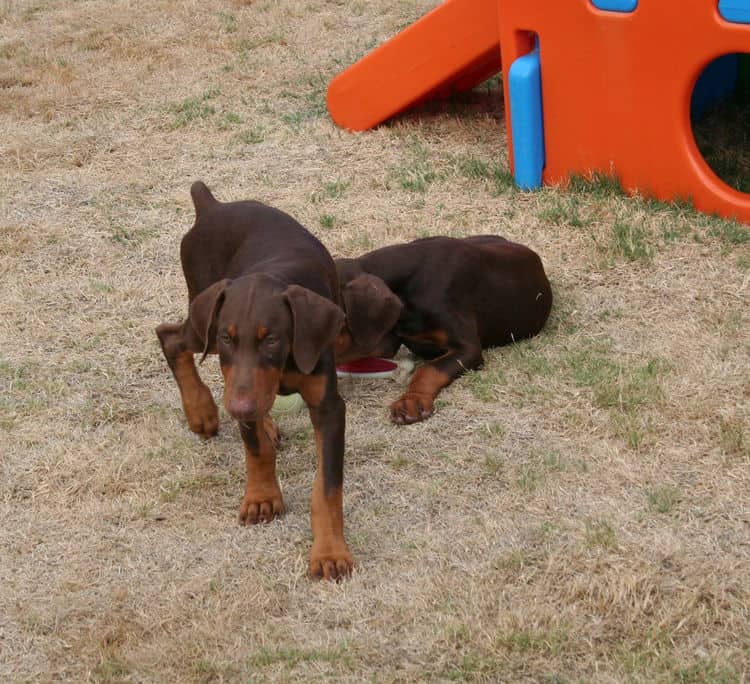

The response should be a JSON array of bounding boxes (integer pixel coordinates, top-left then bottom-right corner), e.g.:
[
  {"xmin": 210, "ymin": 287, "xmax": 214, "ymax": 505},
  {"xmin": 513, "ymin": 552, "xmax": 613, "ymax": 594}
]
[{"xmin": 190, "ymin": 181, "xmax": 218, "ymax": 216}]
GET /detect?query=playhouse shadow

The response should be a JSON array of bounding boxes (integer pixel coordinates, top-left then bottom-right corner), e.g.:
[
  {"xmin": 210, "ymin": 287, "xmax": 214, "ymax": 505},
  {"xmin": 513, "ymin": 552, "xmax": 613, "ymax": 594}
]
[{"xmin": 386, "ymin": 77, "xmax": 505, "ymax": 129}]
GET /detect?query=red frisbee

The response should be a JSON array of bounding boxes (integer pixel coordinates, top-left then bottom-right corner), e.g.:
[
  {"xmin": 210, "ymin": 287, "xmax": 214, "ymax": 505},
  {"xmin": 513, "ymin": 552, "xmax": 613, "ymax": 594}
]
[{"xmin": 336, "ymin": 357, "xmax": 398, "ymax": 378}]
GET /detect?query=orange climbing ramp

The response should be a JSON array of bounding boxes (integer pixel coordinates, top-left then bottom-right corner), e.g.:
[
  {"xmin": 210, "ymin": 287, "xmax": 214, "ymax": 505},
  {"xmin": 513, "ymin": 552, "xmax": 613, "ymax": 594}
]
[{"xmin": 327, "ymin": 0, "xmax": 501, "ymax": 131}]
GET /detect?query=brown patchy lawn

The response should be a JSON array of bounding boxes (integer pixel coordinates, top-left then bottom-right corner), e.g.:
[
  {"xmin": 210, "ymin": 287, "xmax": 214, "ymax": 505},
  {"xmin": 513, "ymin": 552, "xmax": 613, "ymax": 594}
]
[{"xmin": 1, "ymin": 1, "xmax": 749, "ymax": 681}]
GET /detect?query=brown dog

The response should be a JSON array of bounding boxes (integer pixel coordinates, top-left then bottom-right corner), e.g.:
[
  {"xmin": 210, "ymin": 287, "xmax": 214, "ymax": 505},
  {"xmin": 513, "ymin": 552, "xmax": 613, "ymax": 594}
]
[
  {"xmin": 156, "ymin": 182, "xmax": 352, "ymax": 580},
  {"xmin": 336, "ymin": 235, "xmax": 552, "ymax": 424}
]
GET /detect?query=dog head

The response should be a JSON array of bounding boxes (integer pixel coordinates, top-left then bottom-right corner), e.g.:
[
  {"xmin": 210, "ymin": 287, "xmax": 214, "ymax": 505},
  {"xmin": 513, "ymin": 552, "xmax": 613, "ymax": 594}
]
[
  {"xmin": 189, "ymin": 274, "xmax": 344, "ymax": 423},
  {"xmin": 335, "ymin": 261, "xmax": 403, "ymax": 363}
]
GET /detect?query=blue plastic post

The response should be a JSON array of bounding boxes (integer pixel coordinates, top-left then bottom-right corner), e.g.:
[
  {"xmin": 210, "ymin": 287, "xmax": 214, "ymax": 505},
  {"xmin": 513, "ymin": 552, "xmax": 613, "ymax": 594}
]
[{"xmin": 508, "ymin": 45, "xmax": 545, "ymax": 190}]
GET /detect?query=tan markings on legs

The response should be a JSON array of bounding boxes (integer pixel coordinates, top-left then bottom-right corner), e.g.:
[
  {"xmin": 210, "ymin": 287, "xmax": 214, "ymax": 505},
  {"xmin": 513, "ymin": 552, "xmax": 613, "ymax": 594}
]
[
  {"xmin": 308, "ymin": 426, "xmax": 353, "ymax": 581},
  {"xmin": 262, "ymin": 415, "xmax": 281, "ymax": 449},
  {"xmin": 239, "ymin": 420, "xmax": 284, "ymax": 525},
  {"xmin": 390, "ymin": 363, "xmax": 452, "ymax": 425},
  {"xmin": 173, "ymin": 351, "xmax": 219, "ymax": 437}
]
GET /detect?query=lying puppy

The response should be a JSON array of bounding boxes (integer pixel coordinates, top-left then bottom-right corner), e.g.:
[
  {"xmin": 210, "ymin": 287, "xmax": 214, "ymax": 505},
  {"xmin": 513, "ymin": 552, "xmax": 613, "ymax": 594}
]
[
  {"xmin": 156, "ymin": 181, "xmax": 353, "ymax": 580},
  {"xmin": 336, "ymin": 235, "xmax": 552, "ymax": 424}
]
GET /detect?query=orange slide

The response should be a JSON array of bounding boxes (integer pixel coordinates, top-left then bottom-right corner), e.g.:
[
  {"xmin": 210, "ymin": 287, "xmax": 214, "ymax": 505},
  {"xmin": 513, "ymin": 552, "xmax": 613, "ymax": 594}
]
[{"xmin": 327, "ymin": 0, "xmax": 501, "ymax": 132}]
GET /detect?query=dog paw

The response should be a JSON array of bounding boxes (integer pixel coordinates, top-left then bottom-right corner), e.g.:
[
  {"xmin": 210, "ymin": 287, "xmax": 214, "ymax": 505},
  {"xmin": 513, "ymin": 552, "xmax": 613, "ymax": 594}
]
[
  {"xmin": 183, "ymin": 388, "xmax": 219, "ymax": 438},
  {"xmin": 389, "ymin": 393, "xmax": 434, "ymax": 425},
  {"xmin": 239, "ymin": 491, "xmax": 285, "ymax": 525},
  {"xmin": 309, "ymin": 543, "xmax": 354, "ymax": 581}
]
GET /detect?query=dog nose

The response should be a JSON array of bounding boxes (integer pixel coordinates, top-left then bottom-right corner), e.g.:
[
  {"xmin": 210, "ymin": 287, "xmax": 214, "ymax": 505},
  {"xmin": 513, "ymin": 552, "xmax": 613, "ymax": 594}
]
[{"xmin": 228, "ymin": 395, "xmax": 257, "ymax": 421}]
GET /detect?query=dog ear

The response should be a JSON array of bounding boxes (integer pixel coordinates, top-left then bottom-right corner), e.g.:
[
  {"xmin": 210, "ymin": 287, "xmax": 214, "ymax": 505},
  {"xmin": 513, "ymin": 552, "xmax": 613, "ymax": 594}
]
[
  {"xmin": 341, "ymin": 274, "xmax": 403, "ymax": 355},
  {"xmin": 189, "ymin": 279, "xmax": 230, "ymax": 363},
  {"xmin": 284, "ymin": 285, "xmax": 345, "ymax": 374},
  {"xmin": 190, "ymin": 180, "xmax": 219, "ymax": 217}
]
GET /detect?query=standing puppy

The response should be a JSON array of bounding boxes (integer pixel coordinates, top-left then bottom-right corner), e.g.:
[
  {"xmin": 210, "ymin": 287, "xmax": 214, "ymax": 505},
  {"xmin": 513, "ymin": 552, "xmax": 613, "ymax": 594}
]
[
  {"xmin": 157, "ymin": 181, "xmax": 352, "ymax": 580},
  {"xmin": 336, "ymin": 235, "xmax": 552, "ymax": 424}
]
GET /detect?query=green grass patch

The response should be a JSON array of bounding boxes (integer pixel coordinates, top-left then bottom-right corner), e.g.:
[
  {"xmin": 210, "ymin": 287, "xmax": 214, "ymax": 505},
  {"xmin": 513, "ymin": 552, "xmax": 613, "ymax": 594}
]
[
  {"xmin": 568, "ymin": 171, "xmax": 626, "ymax": 199},
  {"xmin": 538, "ymin": 195, "xmax": 589, "ymax": 228},
  {"xmin": 345, "ymin": 233, "xmax": 374, "ymax": 253},
  {"xmin": 490, "ymin": 166, "xmax": 516, "ymax": 195},
  {"xmin": 719, "ymin": 416, "xmax": 748, "ymax": 459},
  {"xmin": 465, "ymin": 366, "xmax": 506, "ymax": 403},
  {"xmin": 0, "ymin": 358, "xmax": 32, "ymax": 391},
  {"xmin": 93, "ymin": 656, "xmax": 131, "ymax": 682},
  {"xmin": 566, "ymin": 341, "xmax": 665, "ymax": 413},
  {"xmin": 611, "ymin": 413, "xmax": 650, "ymax": 451},
  {"xmin": 496, "ymin": 627, "xmax": 568, "ymax": 656},
  {"xmin": 234, "ymin": 32, "xmax": 286, "ymax": 55},
  {"xmin": 507, "ymin": 340, "xmax": 554, "ymax": 377},
  {"xmin": 646, "ymin": 485, "xmax": 680, "ymax": 514},
  {"xmin": 611, "ymin": 219, "xmax": 654, "ymax": 262},
  {"xmin": 322, "ymin": 178, "xmax": 349, "ymax": 198},
  {"xmin": 248, "ymin": 643, "xmax": 352, "ymax": 670},
  {"xmin": 169, "ymin": 88, "xmax": 219, "ymax": 129},
  {"xmin": 584, "ymin": 518, "xmax": 616, "ymax": 549},
  {"xmin": 217, "ymin": 11, "xmax": 237, "ymax": 33},
  {"xmin": 108, "ymin": 223, "xmax": 158, "ymax": 246},
  {"xmin": 452, "ymin": 153, "xmax": 515, "ymax": 194},
  {"xmin": 389, "ymin": 454, "xmax": 409, "ymax": 469},
  {"xmin": 235, "ymin": 126, "xmax": 265, "ymax": 145},
  {"xmin": 707, "ymin": 216, "xmax": 750, "ymax": 246},
  {"xmin": 319, "ymin": 214, "xmax": 336, "ymax": 229},
  {"xmin": 481, "ymin": 422, "xmax": 505, "ymax": 440},
  {"xmin": 516, "ymin": 452, "xmax": 564, "ymax": 493},
  {"xmin": 392, "ymin": 139, "xmax": 437, "ymax": 193},
  {"xmin": 517, "ymin": 463, "xmax": 545, "ymax": 493},
  {"xmin": 484, "ymin": 454, "xmax": 502, "ymax": 475},
  {"xmin": 216, "ymin": 111, "xmax": 241, "ymax": 130},
  {"xmin": 442, "ymin": 653, "xmax": 486, "ymax": 681},
  {"xmin": 673, "ymin": 660, "xmax": 737, "ymax": 683},
  {"xmin": 279, "ymin": 73, "xmax": 328, "ymax": 129}
]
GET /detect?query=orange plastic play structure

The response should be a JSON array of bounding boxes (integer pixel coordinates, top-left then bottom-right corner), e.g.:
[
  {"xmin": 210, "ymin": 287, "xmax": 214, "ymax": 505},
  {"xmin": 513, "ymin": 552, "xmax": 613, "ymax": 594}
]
[
  {"xmin": 327, "ymin": 0, "xmax": 501, "ymax": 132},
  {"xmin": 327, "ymin": 1, "xmax": 750, "ymax": 224}
]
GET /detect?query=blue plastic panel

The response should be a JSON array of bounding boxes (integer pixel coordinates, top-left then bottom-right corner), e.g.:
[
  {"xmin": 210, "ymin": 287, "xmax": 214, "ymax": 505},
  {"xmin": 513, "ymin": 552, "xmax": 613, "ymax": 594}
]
[
  {"xmin": 591, "ymin": 0, "xmax": 638, "ymax": 12},
  {"xmin": 508, "ymin": 46, "xmax": 545, "ymax": 191},
  {"xmin": 719, "ymin": 0, "xmax": 750, "ymax": 23}
]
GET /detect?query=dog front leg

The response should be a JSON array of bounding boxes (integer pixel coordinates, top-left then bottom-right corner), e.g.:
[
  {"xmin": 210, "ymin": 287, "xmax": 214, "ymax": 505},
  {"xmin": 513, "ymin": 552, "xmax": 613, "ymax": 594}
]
[
  {"xmin": 238, "ymin": 420, "xmax": 285, "ymax": 524},
  {"xmin": 390, "ymin": 342, "xmax": 482, "ymax": 425},
  {"xmin": 295, "ymin": 372, "xmax": 353, "ymax": 580},
  {"xmin": 156, "ymin": 321, "xmax": 219, "ymax": 437}
]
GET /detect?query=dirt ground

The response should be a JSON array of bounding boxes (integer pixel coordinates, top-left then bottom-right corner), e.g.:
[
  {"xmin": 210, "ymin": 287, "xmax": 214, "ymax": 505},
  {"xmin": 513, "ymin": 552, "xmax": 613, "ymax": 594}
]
[{"xmin": 1, "ymin": 1, "xmax": 749, "ymax": 681}]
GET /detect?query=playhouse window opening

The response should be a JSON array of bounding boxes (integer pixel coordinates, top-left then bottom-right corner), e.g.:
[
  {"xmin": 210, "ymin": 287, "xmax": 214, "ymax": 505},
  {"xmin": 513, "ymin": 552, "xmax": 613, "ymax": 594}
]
[{"xmin": 691, "ymin": 53, "xmax": 750, "ymax": 195}]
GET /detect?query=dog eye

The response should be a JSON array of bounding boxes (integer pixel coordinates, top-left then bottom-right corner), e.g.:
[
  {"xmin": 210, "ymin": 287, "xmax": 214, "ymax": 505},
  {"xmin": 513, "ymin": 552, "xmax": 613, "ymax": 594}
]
[
  {"xmin": 264, "ymin": 335, "xmax": 279, "ymax": 348},
  {"xmin": 219, "ymin": 332, "xmax": 232, "ymax": 345}
]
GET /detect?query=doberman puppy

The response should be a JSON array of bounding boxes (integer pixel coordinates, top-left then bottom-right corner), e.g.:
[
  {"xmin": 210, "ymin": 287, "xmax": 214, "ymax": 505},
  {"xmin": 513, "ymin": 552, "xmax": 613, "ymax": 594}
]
[
  {"xmin": 156, "ymin": 181, "xmax": 353, "ymax": 580},
  {"xmin": 335, "ymin": 236, "xmax": 552, "ymax": 424}
]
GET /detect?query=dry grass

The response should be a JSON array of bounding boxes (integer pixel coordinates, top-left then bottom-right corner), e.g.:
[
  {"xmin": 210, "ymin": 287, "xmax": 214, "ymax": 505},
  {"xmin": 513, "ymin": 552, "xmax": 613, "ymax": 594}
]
[{"xmin": 1, "ymin": 1, "xmax": 749, "ymax": 681}]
